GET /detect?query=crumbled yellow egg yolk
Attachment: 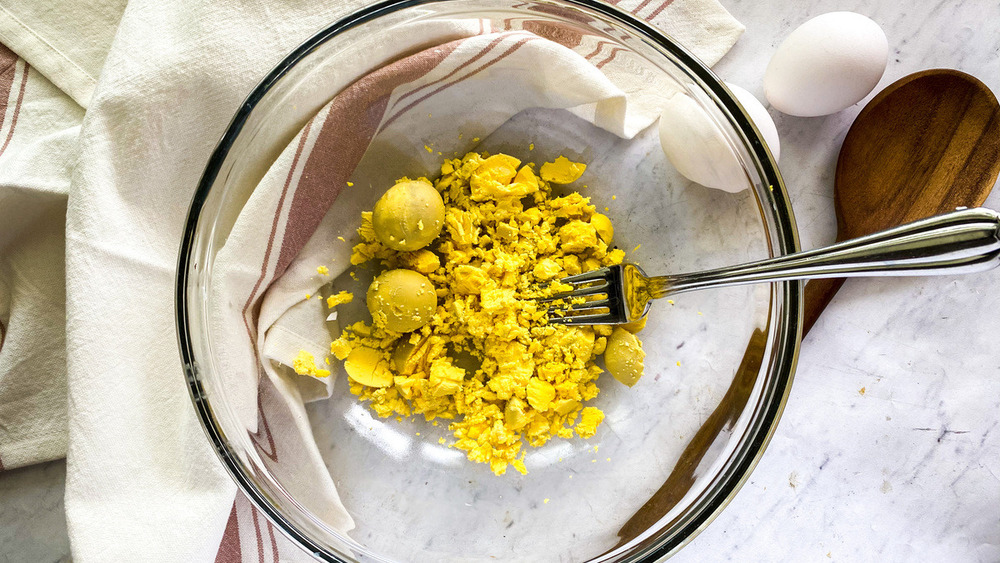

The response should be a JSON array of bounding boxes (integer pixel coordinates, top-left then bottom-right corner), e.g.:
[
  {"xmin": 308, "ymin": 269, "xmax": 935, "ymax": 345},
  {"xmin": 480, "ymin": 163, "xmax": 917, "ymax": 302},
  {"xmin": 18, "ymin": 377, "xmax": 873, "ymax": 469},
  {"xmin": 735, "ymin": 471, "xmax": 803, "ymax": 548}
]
[
  {"xmin": 326, "ymin": 291, "xmax": 353, "ymax": 309},
  {"xmin": 309, "ymin": 151, "xmax": 640, "ymax": 476},
  {"xmin": 293, "ymin": 350, "xmax": 330, "ymax": 378},
  {"xmin": 539, "ymin": 156, "xmax": 587, "ymax": 184}
]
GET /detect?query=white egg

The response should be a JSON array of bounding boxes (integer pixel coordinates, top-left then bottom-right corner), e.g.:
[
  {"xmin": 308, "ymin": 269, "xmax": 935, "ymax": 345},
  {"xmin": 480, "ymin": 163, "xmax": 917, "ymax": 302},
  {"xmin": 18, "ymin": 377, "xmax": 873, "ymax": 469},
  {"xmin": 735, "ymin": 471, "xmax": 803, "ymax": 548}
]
[
  {"xmin": 764, "ymin": 12, "xmax": 888, "ymax": 117},
  {"xmin": 657, "ymin": 85, "xmax": 780, "ymax": 193},
  {"xmin": 658, "ymin": 93, "xmax": 744, "ymax": 193},
  {"xmin": 726, "ymin": 83, "xmax": 780, "ymax": 162}
]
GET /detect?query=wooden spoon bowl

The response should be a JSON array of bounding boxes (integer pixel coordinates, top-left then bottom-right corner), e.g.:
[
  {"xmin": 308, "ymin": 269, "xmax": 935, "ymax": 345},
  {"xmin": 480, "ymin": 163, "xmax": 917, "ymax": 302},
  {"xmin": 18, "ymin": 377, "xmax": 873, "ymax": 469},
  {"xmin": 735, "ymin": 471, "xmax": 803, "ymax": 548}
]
[{"xmin": 803, "ymin": 69, "xmax": 1000, "ymax": 332}]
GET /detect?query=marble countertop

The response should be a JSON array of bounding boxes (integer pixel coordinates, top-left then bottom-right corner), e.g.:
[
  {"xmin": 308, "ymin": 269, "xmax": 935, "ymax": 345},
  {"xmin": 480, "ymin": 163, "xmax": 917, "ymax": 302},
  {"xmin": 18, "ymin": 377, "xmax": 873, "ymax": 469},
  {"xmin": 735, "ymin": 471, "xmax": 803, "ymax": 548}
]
[
  {"xmin": 675, "ymin": 0, "xmax": 1000, "ymax": 561},
  {"xmin": 1, "ymin": 0, "xmax": 997, "ymax": 561}
]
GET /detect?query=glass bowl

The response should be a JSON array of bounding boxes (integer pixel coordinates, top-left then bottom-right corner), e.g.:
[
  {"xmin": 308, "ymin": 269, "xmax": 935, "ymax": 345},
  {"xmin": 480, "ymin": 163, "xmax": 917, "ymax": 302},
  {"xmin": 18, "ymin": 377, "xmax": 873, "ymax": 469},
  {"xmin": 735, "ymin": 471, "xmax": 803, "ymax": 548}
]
[{"xmin": 177, "ymin": 0, "xmax": 801, "ymax": 560}]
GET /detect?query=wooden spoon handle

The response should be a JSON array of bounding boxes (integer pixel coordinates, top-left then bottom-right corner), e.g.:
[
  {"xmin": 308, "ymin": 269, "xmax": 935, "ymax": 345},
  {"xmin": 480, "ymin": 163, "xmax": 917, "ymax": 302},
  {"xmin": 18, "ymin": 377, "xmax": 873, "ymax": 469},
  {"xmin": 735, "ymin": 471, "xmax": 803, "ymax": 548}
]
[{"xmin": 802, "ymin": 278, "xmax": 845, "ymax": 336}]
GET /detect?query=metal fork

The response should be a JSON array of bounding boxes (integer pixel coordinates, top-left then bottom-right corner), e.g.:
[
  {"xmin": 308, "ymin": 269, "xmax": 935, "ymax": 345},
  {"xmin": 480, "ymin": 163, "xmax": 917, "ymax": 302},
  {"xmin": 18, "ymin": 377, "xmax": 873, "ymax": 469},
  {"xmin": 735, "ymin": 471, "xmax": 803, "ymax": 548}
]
[{"xmin": 545, "ymin": 207, "xmax": 1000, "ymax": 325}]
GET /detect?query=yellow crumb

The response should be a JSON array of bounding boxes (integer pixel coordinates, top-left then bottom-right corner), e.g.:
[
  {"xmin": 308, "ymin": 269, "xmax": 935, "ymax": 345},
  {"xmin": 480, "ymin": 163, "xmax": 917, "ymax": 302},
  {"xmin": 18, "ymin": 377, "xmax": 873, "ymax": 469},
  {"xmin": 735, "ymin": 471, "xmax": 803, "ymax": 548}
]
[
  {"xmin": 612, "ymin": 195, "xmax": 617, "ymax": 200},
  {"xmin": 347, "ymin": 181, "xmax": 354, "ymax": 187},
  {"xmin": 540, "ymin": 156, "xmax": 586, "ymax": 184},
  {"xmin": 317, "ymin": 265, "xmax": 330, "ymax": 275},
  {"xmin": 859, "ymin": 387, "xmax": 866, "ymax": 396},
  {"xmin": 676, "ymin": 361, "xmax": 681, "ymax": 367},
  {"xmin": 305, "ymin": 293, "xmax": 311, "ymax": 300},
  {"xmin": 632, "ymin": 244, "xmax": 641, "ymax": 252},
  {"xmin": 425, "ymin": 145, "xmax": 433, "ymax": 153},
  {"xmin": 667, "ymin": 299, "xmax": 675, "ymax": 305},
  {"xmin": 575, "ymin": 407, "xmax": 604, "ymax": 439},
  {"xmin": 338, "ymin": 236, "xmax": 346, "ymax": 242},
  {"xmin": 292, "ymin": 350, "xmax": 330, "ymax": 379},
  {"xmin": 543, "ymin": 498, "xmax": 550, "ymax": 504},
  {"xmin": 326, "ymin": 291, "xmax": 354, "ymax": 309}
]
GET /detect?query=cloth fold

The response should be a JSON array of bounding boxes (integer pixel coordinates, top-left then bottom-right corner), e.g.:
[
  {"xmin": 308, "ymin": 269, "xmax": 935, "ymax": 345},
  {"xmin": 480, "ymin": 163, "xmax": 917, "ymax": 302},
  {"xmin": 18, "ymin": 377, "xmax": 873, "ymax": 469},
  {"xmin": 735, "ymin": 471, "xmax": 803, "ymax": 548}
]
[
  {"xmin": 0, "ymin": 0, "xmax": 744, "ymax": 560},
  {"xmin": 0, "ymin": 0, "xmax": 126, "ymax": 107},
  {"xmin": 0, "ymin": 42, "xmax": 83, "ymax": 470}
]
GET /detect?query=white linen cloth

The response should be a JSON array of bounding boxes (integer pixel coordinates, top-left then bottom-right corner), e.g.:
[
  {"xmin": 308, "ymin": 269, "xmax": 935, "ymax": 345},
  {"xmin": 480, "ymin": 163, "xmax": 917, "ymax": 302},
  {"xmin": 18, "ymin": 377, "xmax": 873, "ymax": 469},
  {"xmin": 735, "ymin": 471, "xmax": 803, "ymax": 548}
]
[
  {"xmin": 0, "ymin": 43, "xmax": 83, "ymax": 470},
  {"xmin": 0, "ymin": 0, "xmax": 124, "ymax": 107},
  {"xmin": 0, "ymin": 0, "xmax": 744, "ymax": 560}
]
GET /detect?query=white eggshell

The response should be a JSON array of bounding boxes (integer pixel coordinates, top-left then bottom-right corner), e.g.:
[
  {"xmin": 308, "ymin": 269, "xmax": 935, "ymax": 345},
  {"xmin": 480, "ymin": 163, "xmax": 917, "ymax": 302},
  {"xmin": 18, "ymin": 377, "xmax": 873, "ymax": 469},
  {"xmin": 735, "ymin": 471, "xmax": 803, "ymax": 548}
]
[
  {"xmin": 726, "ymin": 82, "xmax": 780, "ymax": 162},
  {"xmin": 657, "ymin": 86, "xmax": 780, "ymax": 193},
  {"xmin": 764, "ymin": 12, "xmax": 888, "ymax": 117},
  {"xmin": 658, "ymin": 94, "xmax": 745, "ymax": 193}
]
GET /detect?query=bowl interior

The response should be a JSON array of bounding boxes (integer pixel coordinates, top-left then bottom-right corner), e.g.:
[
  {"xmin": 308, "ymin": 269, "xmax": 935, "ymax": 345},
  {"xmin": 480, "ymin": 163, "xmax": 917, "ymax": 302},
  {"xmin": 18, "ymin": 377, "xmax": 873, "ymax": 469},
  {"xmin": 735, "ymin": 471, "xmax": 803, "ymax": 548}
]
[{"xmin": 178, "ymin": 0, "xmax": 799, "ymax": 561}]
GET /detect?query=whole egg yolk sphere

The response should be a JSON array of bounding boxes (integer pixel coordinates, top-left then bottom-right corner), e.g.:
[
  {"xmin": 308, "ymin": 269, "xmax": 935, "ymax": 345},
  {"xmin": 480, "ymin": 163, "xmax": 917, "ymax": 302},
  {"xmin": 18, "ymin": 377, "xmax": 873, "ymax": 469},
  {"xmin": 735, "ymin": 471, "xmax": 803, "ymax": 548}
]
[
  {"xmin": 372, "ymin": 179, "xmax": 446, "ymax": 251},
  {"xmin": 366, "ymin": 269, "xmax": 437, "ymax": 333}
]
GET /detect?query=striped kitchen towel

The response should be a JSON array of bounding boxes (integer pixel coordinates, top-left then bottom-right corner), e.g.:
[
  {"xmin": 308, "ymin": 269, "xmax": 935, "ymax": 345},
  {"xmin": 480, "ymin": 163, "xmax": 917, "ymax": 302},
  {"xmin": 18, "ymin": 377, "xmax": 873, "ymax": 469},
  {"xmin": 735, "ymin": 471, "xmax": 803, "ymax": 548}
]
[
  {"xmin": 38, "ymin": 0, "xmax": 747, "ymax": 562},
  {"xmin": 0, "ymin": 41, "xmax": 82, "ymax": 471}
]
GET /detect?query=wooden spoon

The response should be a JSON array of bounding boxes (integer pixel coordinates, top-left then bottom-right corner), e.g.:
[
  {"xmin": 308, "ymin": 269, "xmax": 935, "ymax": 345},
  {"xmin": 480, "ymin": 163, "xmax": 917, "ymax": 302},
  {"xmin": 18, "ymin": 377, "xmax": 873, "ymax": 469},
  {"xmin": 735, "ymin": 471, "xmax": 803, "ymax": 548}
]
[
  {"xmin": 614, "ymin": 69, "xmax": 1000, "ymax": 546},
  {"xmin": 803, "ymin": 69, "xmax": 1000, "ymax": 333}
]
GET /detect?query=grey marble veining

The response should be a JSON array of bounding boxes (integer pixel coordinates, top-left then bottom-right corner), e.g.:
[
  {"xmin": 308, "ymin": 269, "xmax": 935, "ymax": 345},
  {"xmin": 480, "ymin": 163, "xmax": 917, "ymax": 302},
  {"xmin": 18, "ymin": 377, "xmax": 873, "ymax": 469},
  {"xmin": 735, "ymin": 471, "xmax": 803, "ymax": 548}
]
[
  {"xmin": 671, "ymin": 1, "xmax": 1000, "ymax": 562},
  {"xmin": 1, "ymin": 0, "xmax": 998, "ymax": 562}
]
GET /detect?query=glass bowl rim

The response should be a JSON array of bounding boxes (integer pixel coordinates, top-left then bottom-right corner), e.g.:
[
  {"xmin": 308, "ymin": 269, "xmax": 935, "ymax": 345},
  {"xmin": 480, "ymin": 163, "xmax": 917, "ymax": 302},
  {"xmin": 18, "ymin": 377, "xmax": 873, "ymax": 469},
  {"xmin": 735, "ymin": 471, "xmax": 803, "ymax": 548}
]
[{"xmin": 175, "ymin": 0, "xmax": 802, "ymax": 560}]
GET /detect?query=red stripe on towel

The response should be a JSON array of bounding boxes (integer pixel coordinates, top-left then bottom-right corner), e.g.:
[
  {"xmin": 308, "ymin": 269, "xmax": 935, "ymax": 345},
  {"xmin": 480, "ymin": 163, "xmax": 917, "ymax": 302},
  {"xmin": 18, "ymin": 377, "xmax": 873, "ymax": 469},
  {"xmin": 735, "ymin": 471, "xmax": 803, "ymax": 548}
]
[
  {"xmin": 595, "ymin": 47, "xmax": 626, "ymax": 69},
  {"xmin": 394, "ymin": 34, "xmax": 509, "ymax": 106},
  {"xmin": 0, "ymin": 43, "xmax": 18, "ymax": 104},
  {"xmin": 214, "ymin": 501, "xmax": 243, "ymax": 563},
  {"xmin": 265, "ymin": 518, "xmax": 280, "ymax": 562},
  {"xmin": 251, "ymin": 506, "xmax": 266, "ymax": 563},
  {"xmin": 239, "ymin": 119, "xmax": 313, "ymax": 364},
  {"xmin": 249, "ymin": 391, "xmax": 279, "ymax": 462},
  {"xmin": 381, "ymin": 35, "xmax": 538, "ymax": 130},
  {"xmin": 521, "ymin": 20, "xmax": 585, "ymax": 49},
  {"xmin": 583, "ymin": 40, "xmax": 614, "ymax": 60},
  {"xmin": 646, "ymin": 0, "xmax": 676, "ymax": 20},
  {"xmin": 630, "ymin": 0, "xmax": 656, "ymax": 15},
  {"xmin": 272, "ymin": 39, "xmax": 460, "ymax": 279},
  {"xmin": 0, "ymin": 59, "xmax": 28, "ymax": 158},
  {"xmin": 241, "ymin": 122, "xmax": 314, "ymax": 466}
]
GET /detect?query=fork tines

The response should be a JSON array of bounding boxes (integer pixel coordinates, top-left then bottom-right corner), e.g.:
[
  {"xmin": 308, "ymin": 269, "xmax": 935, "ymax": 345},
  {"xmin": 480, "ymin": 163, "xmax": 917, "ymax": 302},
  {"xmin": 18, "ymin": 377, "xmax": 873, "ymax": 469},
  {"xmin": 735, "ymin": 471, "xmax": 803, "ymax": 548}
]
[{"xmin": 541, "ymin": 266, "xmax": 626, "ymax": 325}]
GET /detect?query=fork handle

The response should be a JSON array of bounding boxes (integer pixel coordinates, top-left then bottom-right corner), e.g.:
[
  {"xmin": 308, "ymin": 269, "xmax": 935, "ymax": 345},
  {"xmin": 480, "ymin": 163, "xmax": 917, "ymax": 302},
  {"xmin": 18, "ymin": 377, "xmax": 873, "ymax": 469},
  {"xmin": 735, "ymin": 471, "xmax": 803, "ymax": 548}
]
[{"xmin": 649, "ymin": 207, "xmax": 1000, "ymax": 298}]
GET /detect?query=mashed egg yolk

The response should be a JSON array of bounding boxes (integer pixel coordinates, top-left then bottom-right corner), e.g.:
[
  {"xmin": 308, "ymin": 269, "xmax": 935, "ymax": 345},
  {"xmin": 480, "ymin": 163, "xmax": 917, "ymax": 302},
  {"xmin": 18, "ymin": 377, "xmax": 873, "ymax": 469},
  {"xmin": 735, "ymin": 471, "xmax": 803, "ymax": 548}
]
[{"xmin": 306, "ymin": 151, "xmax": 644, "ymax": 476}]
